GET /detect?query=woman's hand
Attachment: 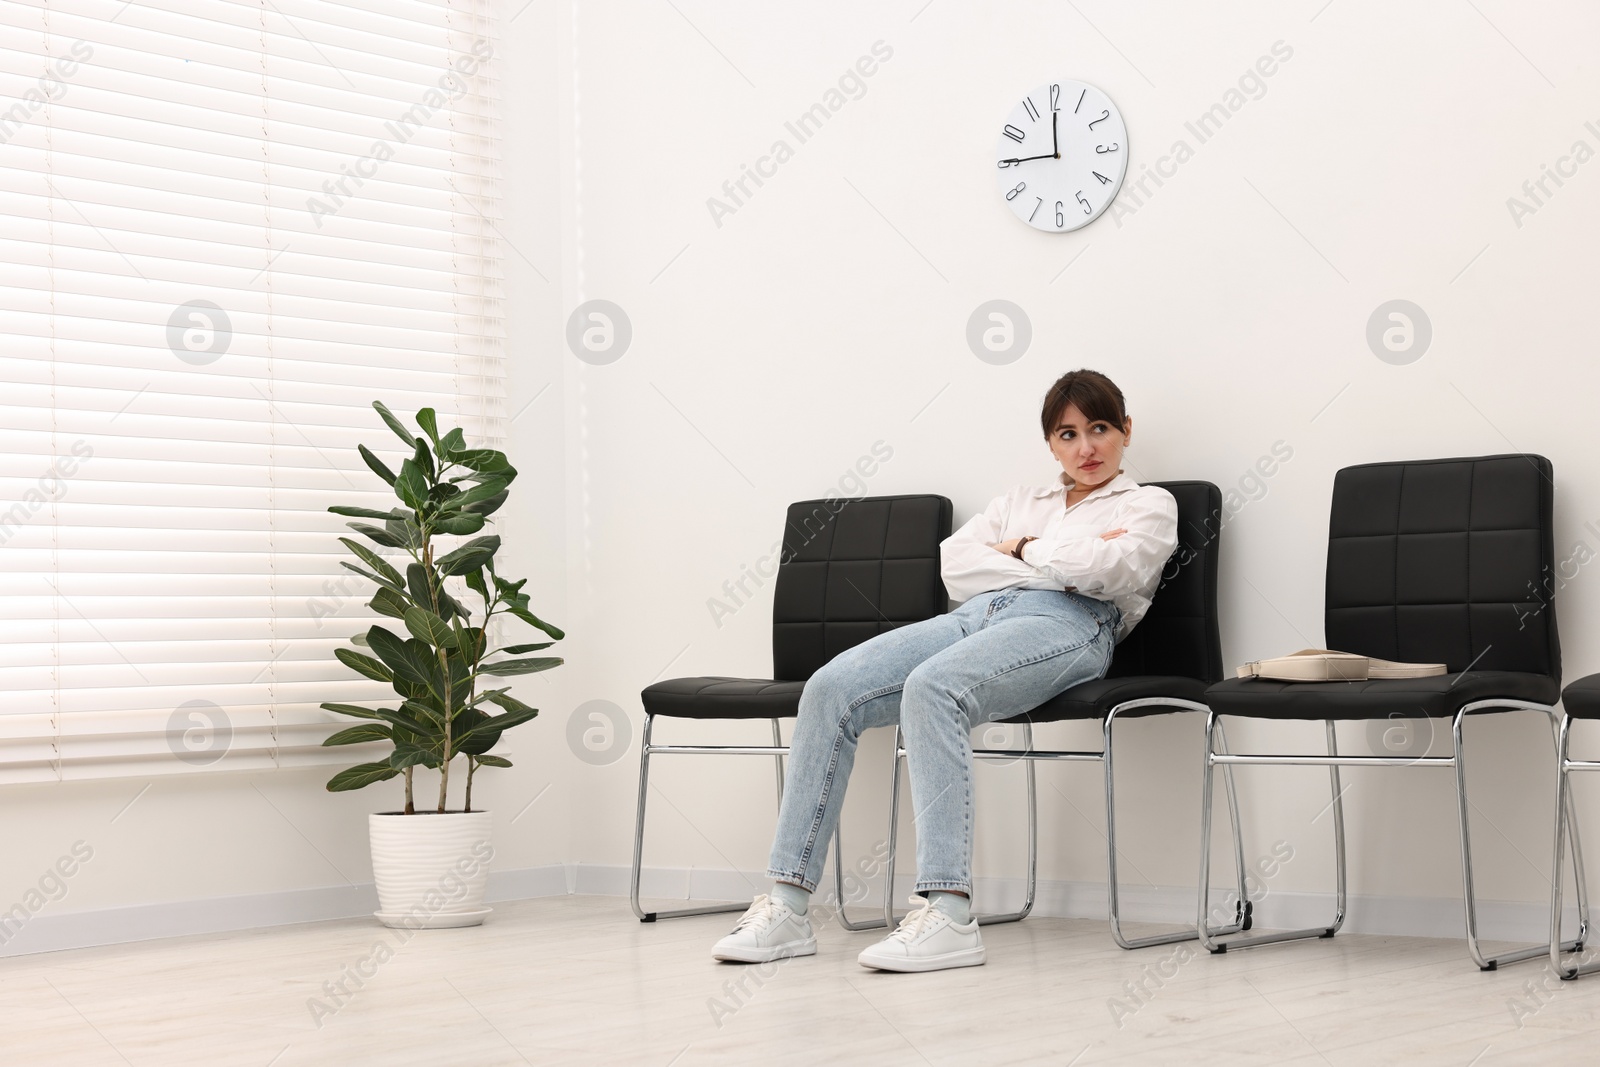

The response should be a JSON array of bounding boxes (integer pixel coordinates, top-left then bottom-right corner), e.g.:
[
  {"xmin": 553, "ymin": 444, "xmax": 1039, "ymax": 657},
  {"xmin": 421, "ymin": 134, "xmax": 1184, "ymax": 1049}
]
[{"xmin": 1100, "ymin": 528, "xmax": 1127, "ymax": 540}]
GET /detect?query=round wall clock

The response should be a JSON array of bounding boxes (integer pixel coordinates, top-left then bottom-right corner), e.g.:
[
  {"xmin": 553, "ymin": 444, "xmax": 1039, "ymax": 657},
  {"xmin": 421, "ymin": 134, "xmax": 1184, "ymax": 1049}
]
[{"xmin": 994, "ymin": 80, "xmax": 1128, "ymax": 232}]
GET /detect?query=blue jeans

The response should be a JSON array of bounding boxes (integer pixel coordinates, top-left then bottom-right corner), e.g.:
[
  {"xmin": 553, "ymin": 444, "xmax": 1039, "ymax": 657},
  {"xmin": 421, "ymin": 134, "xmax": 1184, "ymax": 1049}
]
[{"xmin": 766, "ymin": 588, "xmax": 1122, "ymax": 898}]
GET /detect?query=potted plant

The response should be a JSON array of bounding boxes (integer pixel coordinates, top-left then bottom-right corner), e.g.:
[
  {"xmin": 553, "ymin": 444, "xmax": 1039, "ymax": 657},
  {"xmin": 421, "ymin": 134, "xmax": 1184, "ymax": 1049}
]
[{"xmin": 320, "ymin": 401, "xmax": 563, "ymax": 929}]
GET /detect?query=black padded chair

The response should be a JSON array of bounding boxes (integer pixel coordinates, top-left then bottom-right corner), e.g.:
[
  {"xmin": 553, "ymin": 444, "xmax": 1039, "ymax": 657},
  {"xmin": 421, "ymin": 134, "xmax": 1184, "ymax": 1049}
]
[
  {"xmin": 1196, "ymin": 454, "xmax": 1584, "ymax": 970},
  {"xmin": 631, "ymin": 493, "xmax": 952, "ymax": 923},
  {"xmin": 876, "ymin": 481, "xmax": 1254, "ymax": 945},
  {"xmin": 1546, "ymin": 675, "xmax": 1597, "ymax": 978}
]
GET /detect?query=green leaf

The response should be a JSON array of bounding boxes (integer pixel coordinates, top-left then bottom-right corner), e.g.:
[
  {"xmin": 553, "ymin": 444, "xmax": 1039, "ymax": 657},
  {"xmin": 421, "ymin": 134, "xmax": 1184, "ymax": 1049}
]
[
  {"xmin": 404, "ymin": 605, "xmax": 457, "ymax": 649},
  {"xmin": 482, "ymin": 690, "xmax": 535, "ymax": 714},
  {"xmin": 440, "ymin": 590, "xmax": 471, "ymax": 621},
  {"xmin": 347, "ymin": 522, "xmax": 404, "ymax": 549},
  {"xmin": 479, "ymin": 656, "xmax": 563, "ymax": 676},
  {"xmin": 372, "ymin": 401, "xmax": 417, "ymax": 448},
  {"xmin": 464, "ymin": 569, "xmax": 488, "ymax": 601},
  {"xmin": 508, "ymin": 605, "xmax": 565, "ymax": 641},
  {"xmin": 398, "ymin": 699, "xmax": 445, "ymax": 729},
  {"xmin": 323, "ymin": 724, "xmax": 392, "ymax": 746},
  {"xmin": 412, "ymin": 437, "xmax": 435, "ymax": 480},
  {"xmin": 339, "ymin": 538, "xmax": 404, "ymax": 588},
  {"xmin": 329, "ymin": 505, "xmax": 400, "ymax": 520},
  {"xmin": 406, "ymin": 563, "xmax": 434, "ymax": 610},
  {"xmin": 474, "ymin": 754, "xmax": 513, "ymax": 768},
  {"xmin": 455, "ymin": 626, "xmax": 487, "ymax": 660},
  {"xmin": 438, "ymin": 427, "xmax": 466, "ymax": 456},
  {"xmin": 452, "ymin": 709, "xmax": 497, "ymax": 755},
  {"xmin": 499, "ymin": 642, "xmax": 554, "ymax": 654},
  {"xmin": 434, "ymin": 511, "xmax": 487, "ymax": 536},
  {"xmin": 340, "ymin": 560, "xmax": 402, "ymax": 593},
  {"xmin": 390, "ymin": 745, "xmax": 437, "ymax": 771},
  {"xmin": 348, "ymin": 631, "xmax": 370, "ymax": 647},
  {"xmin": 436, "ymin": 535, "xmax": 500, "ymax": 576},
  {"xmin": 449, "ymin": 478, "xmax": 507, "ymax": 511},
  {"xmin": 492, "ymin": 574, "xmax": 527, "ymax": 597},
  {"xmin": 463, "ymin": 490, "xmax": 509, "ymax": 518},
  {"xmin": 384, "ymin": 515, "xmax": 421, "ymax": 551},
  {"xmin": 415, "ymin": 407, "xmax": 440, "ymax": 443},
  {"xmin": 370, "ymin": 585, "xmax": 410, "ymax": 620},
  {"xmin": 394, "ymin": 459, "xmax": 428, "ymax": 512},
  {"xmin": 320, "ymin": 701, "xmax": 388, "ymax": 720},
  {"xmin": 358, "ymin": 445, "xmax": 397, "ymax": 486},
  {"xmin": 334, "ymin": 648, "xmax": 393, "ymax": 684},
  {"xmin": 452, "ymin": 450, "xmax": 517, "ymax": 483},
  {"xmin": 376, "ymin": 709, "xmax": 436, "ymax": 742},
  {"xmin": 367, "ymin": 626, "xmax": 443, "ymax": 694},
  {"xmin": 326, "ymin": 761, "xmax": 400, "ymax": 792},
  {"xmin": 452, "ymin": 706, "xmax": 540, "ymax": 753}
]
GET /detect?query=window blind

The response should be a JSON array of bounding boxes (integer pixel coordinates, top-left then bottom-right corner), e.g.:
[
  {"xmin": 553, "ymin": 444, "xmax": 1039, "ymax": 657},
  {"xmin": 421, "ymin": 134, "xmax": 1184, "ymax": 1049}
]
[{"xmin": 0, "ymin": 0, "xmax": 505, "ymax": 782}]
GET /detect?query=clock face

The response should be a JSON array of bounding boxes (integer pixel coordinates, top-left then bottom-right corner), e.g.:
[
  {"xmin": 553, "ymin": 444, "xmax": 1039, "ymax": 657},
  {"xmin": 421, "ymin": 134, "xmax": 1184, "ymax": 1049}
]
[{"xmin": 994, "ymin": 81, "xmax": 1128, "ymax": 232}]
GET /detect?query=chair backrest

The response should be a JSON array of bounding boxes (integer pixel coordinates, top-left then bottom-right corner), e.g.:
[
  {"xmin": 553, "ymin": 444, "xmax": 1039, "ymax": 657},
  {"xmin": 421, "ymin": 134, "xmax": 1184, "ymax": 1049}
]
[
  {"xmin": 1105, "ymin": 480, "xmax": 1225, "ymax": 684},
  {"xmin": 772, "ymin": 494, "xmax": 952, "ymax": 682},
  {"xmin": 1324, "ymin": 453, "xmax": 1560, "ymax": 681}
]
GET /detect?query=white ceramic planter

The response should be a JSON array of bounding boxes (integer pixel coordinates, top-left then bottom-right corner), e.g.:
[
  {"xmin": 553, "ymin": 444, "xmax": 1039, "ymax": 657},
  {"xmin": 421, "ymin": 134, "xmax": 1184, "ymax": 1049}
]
[{"xmin": 368, "ymin": 810, "xmax": 495, "ymax": 929}]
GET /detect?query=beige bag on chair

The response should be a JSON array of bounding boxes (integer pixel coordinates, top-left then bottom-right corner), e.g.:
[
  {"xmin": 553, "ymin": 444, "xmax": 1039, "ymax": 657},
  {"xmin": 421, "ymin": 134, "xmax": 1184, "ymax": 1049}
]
[{"xmin": 1234, "ymin": 648, "xmax": 1447, "ymax": 682}]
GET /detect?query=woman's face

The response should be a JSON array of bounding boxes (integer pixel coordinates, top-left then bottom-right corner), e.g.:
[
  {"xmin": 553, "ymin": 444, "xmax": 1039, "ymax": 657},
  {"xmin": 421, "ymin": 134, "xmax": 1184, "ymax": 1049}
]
[{"xmin": 1047, "ymin": 402, "xmax": 1131, "ymax": 491}]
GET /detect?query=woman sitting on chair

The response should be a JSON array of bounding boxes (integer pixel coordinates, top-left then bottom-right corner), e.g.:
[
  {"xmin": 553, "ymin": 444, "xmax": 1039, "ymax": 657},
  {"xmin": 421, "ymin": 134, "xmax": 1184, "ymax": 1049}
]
[{"xmin": 711, "ymin": 368, "xmax": 1179, "ymax": 973}]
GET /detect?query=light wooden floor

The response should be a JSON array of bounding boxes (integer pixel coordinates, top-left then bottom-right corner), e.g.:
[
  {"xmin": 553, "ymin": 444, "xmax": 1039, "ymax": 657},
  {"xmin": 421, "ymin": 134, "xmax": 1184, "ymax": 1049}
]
[{"xmin": 7, "ymin": 894, "xmax": 1600, "ymax": 1065}]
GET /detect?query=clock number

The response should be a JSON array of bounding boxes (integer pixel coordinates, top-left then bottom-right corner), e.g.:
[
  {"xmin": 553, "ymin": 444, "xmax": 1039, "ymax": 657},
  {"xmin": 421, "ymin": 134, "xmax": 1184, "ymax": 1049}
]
[
  {"xmin": 1095, "ymin": 143, "xmax": 1119, "ymax": 154},
  {"xmin": 1076, "ymin": 190, "xmax": 1091, "ymax": 215},
  {"xmin": 1087, "ymin": 109, "xmax": 1110, "ymax": 130},
  {"xmin": 1003, "ymin": 124, "xmax": 1026, "ymax": 143},
  {"xmin": 1028, "ymin": 197, "xmax": 1042, "ymax": 221},
  {"xmin": 1093, "ymin": 170, "xmax": 1112, "ymax": 185},
  {"xmin": 1023, "ymin": 97, "xmax": 1039, "ymax": 122},
  {"xmin": 1049, "ymin": 84, "xmax": 1061, "ymax": 112},
  {"xmin": 1074, "ymin": 89, "xmax": 1086, "ymax": 114},
  {"xmin": 1006, "ymin": 182, "xmax": 1026, "ymax": 201},
  {"xmin": 1055, "ymin": 201, "xmax": 1065, "ymax": 228}
]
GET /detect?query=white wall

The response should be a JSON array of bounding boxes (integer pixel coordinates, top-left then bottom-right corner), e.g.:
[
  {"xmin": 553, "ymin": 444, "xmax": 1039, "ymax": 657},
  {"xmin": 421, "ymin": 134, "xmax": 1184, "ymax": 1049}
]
[
  {"xmin": 544, "ymin": 0, "xmax": 1600, "ymax": 920},
  {"xmin": 9, "ymin": 0, "xmax": 1600, "ymax": 950}
]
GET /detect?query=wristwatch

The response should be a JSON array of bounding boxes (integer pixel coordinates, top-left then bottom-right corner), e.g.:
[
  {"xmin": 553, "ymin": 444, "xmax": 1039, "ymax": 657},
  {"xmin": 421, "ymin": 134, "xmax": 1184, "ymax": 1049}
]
[{"xmin": 1012, "ymin": 536, "xmax": 1037, "ymax": 560}]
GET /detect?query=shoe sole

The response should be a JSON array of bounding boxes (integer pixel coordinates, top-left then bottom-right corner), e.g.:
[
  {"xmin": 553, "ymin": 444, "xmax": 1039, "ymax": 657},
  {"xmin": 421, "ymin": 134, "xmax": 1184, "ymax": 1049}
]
[
  {"xmin": 711, "ymin": 939, "xmax": 817, "ymax": 964},
  {"xmin": 857, "ymin": 945, "xmax": 986, "ymax": 973}
]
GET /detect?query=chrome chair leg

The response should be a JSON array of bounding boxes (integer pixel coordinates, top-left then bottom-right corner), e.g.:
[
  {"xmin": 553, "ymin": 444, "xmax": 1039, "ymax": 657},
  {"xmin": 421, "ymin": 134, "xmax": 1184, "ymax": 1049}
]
[
  {"xmin": 1216, "ymin": 721, "xmax": 1254, "ymax": 933},
  {"xmin": 1454, "ymin": 705, "xmax": 1580, "ymax": 969},
  {"xmin": 630, "ymin": 714, "xmax": 762, "ymax": 923},
  {"xmin": 970, "ymin": 719, "xmax": 1037, "ymax": 926},
  {"xmin": 882, "ymin": 725, "xmax": 908, "ymax": 930},
  {"xmin": 1327, "ymin": 720, "xmax": 1348, "ymax": 938},
  {"xmin": 1550, "ymin": 715, "xmax": 1599, "ymax": 978},
  {"xmin": 1198, "ymin": 714, "xmax": 1346, "ymax": 953},
  {"xmin": 1107, "ymin": 708, "xmax": 1249, "ymax": 949},
  {"xmin": 771, "ymin": 717, "xmax": 785, "ymax": 807},
  {"xmin": 831, "ymin": 723, "xmax": 895, "ymax": 932}
]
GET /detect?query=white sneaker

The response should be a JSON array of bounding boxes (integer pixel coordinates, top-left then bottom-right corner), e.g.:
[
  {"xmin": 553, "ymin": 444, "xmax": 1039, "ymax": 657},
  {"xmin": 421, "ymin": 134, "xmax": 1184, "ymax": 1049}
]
[
  {"xmin": 711, "ymin": 893, "xmax": 818, "ymax": 963},
  {"xmin": 857, "ymin": 895, "xmax": 986, "ymax": 973}
]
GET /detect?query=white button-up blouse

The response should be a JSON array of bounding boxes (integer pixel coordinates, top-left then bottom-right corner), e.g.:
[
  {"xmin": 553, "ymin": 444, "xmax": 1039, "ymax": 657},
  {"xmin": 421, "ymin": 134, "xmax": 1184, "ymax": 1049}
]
[{"xmin": 938, "ymin": 470, "xmax": 1179, "ymax": 643}]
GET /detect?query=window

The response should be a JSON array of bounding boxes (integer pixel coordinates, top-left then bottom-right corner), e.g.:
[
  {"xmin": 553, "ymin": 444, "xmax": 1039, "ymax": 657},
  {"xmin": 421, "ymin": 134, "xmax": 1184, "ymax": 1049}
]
[{"xmin": 0, "ymin": 0, "xmax": 504, "ymax": 781}]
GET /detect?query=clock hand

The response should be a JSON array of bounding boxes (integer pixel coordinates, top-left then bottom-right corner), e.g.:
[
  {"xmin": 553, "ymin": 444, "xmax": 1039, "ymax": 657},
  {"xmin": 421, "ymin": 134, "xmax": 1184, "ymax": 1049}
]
[
  {"xmin": 1000, "ymin": 152, "xmax": 1056, "ymax": 164},
  {"xmin": 1052, "ymin": 110, "xmax": 1059, "ymax": 158}
]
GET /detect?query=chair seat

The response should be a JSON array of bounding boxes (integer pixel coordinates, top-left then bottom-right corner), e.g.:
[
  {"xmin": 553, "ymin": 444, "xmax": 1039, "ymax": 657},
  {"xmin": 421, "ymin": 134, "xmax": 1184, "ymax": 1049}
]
[
  {"xmin": 1000, "ymin": 676, "xmax": 1212, "ymax": 723},
  {"xmin": 640, "ymin": 676, "xmax": 805, "ymax": 720},
  {"xmin": 1562, "ymin": 674, "xmax": 1600, "ymax": 719},
  {"xmin": 1205, "ymin": 671, "xmax": 1559, "ymax": 720}
]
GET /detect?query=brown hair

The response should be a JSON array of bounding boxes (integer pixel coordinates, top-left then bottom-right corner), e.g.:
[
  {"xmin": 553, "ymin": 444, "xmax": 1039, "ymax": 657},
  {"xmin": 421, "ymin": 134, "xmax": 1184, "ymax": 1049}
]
[{"xmin": 1039, "ymin": 369, "xmax": 1129, "ymax": 439}]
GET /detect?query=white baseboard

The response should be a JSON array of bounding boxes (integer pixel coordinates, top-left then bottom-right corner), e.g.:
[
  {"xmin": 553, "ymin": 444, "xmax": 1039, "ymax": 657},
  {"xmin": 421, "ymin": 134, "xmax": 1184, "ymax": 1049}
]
[
  {"xmin": 0, "ymin": 861, "xmax": 1575, "ymax": 958},
  {"xmin": 620, "ymin": 863, "xmax": 1577, "ymax": 946}
]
